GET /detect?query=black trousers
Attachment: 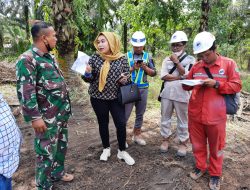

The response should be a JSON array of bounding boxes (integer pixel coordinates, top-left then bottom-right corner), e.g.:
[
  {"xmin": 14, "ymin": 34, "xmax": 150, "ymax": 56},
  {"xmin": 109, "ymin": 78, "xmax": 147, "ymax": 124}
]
[{"xmin": 90, "ymin": 97, "xmax": 126, "ymax": 151}]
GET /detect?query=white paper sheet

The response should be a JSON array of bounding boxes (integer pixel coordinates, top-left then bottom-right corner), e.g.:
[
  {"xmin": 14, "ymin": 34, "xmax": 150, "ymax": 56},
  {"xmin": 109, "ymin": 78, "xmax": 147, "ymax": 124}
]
[
  {"xmin": 179, "ymin": 79, "xmax": 204, "ymax": 86},
  {"xmin": 71, "ymin": 51, "xmax": 90, "ymax": 75}
]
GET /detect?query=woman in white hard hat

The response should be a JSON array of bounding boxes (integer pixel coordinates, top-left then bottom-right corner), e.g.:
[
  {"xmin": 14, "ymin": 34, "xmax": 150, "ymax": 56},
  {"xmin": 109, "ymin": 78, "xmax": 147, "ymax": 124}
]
[
  {"xmin": 82, "ymin": 32, "xmax": 135, "ymax": 166},
  {"xmin": 183, "ymin": 31, "xmax": 242, "ymax": 190},
  {"xmin": 125, "ymin": 31, "xmax": 156, "ymax": 146},
  {"xmin": 160, "ymin": 31, "xmax": 195, "ymax": 156}
]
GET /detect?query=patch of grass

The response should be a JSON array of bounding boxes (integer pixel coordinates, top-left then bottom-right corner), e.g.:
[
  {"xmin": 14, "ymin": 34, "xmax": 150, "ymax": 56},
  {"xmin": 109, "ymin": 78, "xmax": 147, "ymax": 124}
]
[
  {"xmin": 0, "ymin": 84, "xmax": 17, "ymax": 97},
  {"xmin": 0, "ymin": 84, "xmax": 19, "ymax": 105},
  {"xmin": 147, "ymin": 53, "xmax": 166, "ymax": 110},
  {"xmin": 241, "ymin": 74, "xmax": 250, "ymax": 92},
  {"xmin": 0, "ymin": 54, "xmax": 19, "ymax": 62},
  {"xmin": 147, "ymin": 77, "xmax": 161, "ymax": 110},
  {"xmin": 68, "ymin": 76, "xmax": 90, "ymax": 105}
]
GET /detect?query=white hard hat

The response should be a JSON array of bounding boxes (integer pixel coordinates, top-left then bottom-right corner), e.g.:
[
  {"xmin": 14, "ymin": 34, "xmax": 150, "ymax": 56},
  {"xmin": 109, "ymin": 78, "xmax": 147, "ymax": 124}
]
[
  {"xmin": 193, "ymin": 31, "xmax": 216, "ymax": 54},
  {"xmin": 169, "ymin": 31, "xmax": 188, "ymax": 43},
  {"xmin": 130, "ymin": 31, "xmax": 146, "ymax": 47}
]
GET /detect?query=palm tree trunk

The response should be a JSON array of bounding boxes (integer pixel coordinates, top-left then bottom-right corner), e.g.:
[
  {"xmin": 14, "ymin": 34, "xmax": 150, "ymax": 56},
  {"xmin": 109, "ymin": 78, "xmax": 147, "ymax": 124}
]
[
  {"xmin": 199, "ymin": 0, "xmax": 210, "ymax": 32},
  {"xmin": 0, "ymin": 25, "xmax": 3, "ymax": 52},
  {"xmin": 123, "ymin": 23, "xmax": 127, "ymax": 52},
  {"xmin": 247, "ymin": 57, "xmax": 250, "ymax": 72},
  {"xmin": 151, "ymin": 33, "xmax": 156, "ymax": 56},
  {"xmin": 24, "ymin": 3, "xmax": 30, "ymax": 40},
  {"xmin": 52, "ymin": 0, "xmax": 76, "ymax": 83},
  {"xmin": 34, "ymin": 0, "xmax": 44, "ymax": 20}
]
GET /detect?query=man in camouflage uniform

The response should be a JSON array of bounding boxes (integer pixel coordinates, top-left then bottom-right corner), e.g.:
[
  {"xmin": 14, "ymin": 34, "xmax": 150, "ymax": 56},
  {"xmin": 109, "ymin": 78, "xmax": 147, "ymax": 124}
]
[{"xmin": 16, "ymin": 21, "xmax": 73, "ymax": 190}]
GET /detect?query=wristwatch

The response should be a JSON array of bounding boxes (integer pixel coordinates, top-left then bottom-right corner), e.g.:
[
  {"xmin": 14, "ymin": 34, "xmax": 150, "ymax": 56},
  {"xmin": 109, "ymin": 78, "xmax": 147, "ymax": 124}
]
[{"xmin": 214, "ymin": 81, "xmax": 220, "ymax": 89}]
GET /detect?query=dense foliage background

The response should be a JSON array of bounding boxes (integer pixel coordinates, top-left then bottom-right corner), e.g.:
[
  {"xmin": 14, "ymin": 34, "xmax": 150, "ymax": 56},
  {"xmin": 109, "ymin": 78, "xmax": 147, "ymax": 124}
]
[{"xmin": 0, "ymin": 0, "xmax": 249, "ymax": 83}]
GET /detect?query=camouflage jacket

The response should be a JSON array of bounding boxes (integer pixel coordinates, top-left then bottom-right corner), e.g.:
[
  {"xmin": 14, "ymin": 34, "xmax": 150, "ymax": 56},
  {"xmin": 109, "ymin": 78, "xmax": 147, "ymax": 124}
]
[{"xmin": 16, "ymin": 46, "xmax": 71, "ymax": 123}]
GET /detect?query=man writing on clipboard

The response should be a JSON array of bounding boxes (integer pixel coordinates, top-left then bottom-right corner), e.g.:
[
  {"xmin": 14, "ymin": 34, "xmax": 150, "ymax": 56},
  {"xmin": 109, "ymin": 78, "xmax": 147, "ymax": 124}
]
[
  {"xmin": 183, "ymin": 31, "xmax": 241, "ymax": 190},
  {"xmin": 159, "ymin": 31, "xmax": 195, "ymax": 156}
]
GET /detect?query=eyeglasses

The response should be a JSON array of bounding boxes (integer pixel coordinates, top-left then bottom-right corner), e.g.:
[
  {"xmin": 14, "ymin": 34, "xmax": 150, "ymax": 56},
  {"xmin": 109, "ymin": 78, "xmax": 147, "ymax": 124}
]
[{"xmin": 171, "ymin": 43, "xmax": 184, "ymax": 47}]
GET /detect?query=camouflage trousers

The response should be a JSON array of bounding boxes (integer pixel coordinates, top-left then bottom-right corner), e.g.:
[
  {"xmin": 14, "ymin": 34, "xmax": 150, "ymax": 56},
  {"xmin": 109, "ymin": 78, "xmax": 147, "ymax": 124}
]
[{"xmin": 34, "ymin": 120, "xmax": 68, "ymax": 190}]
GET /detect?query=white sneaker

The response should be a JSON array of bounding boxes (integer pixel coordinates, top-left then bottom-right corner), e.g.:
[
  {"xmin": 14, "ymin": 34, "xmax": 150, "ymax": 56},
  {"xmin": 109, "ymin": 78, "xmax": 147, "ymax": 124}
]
[
  {"xmin": 100, "ymin": 148, "xmax": 111, "ymax": 161},
  {"xmin": 117, "ymin": 150, "xmax": 135, "ymax": 166},
  {"xmin": 132, "ymin": 135, "xmax": 146, "ymax": 145},
  {"xmin": 125, "ymin": 142, "xmax": 129, "ymax": 148}
]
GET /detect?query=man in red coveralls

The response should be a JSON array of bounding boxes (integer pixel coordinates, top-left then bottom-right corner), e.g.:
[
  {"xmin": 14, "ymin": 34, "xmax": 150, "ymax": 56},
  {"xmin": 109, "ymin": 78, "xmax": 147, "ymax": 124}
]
[{"xmin": 182, "ymin": 31, "xmax": 242, "ymax": 190}]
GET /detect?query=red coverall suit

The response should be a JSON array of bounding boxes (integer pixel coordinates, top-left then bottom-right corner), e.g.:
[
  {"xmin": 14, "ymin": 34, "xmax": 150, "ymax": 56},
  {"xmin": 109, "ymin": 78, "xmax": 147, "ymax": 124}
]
[{"xmin": 183, "ymin": 55, "xmax": 242, "ymax": 176}]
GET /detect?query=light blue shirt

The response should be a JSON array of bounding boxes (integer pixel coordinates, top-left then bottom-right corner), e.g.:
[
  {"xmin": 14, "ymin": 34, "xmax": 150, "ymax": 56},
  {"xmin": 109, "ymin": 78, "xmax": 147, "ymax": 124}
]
[{"xmin": 0, "ymin": 93, "xmax": 22, "ymax": 178}]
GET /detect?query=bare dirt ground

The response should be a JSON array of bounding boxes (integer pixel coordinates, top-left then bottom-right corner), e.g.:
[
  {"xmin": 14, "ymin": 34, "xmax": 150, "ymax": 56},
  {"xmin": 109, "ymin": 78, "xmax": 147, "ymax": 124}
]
[{"xmin": 1, "ymin": 61, "xmax": 250, "ymax": 190}]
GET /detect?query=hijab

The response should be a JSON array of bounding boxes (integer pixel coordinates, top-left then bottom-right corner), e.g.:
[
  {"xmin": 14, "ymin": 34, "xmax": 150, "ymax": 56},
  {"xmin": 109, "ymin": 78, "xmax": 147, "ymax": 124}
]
[{"xmin": 94, "ymin": 32, "xmax": 124, "ymax": 92}]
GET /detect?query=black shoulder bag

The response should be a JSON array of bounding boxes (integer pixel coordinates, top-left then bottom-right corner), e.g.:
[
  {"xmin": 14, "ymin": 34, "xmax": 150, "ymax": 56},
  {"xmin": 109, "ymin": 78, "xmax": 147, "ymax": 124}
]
[
  {"xmin": 118, "ymin": 83, "xmax": 141, "ymax": 105},
  {"xmin": 203, "ymin": 66, "xmax": 238, "ymax": 115},
  {"xmin": 158, "ymin": 54, "xmax": 190, "ymax": 102}
]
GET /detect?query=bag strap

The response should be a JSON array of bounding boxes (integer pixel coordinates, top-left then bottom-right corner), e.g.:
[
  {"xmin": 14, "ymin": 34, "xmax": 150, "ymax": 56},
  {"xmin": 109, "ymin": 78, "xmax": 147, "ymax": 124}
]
[
  {"xmin": 203, "ymin": 66, "xmax": 214, "ymax": 79},
  {"xmin": 168, "ymin": 53, "xmax": 189, "ymax": 75},
  {"xmin": 179, "ymin": 53, "xmax": 189, "ymax": 64},
  {"xmin": 188, "ymin": 63, "xmax": 193, "ymax": 71},
  {"xmin": 159, "ymin": 81, "xmax": 165, "ymax": 95},
  {"xmin": 169, "ymin": 65, "xmax": 177, "ymax": 75}
]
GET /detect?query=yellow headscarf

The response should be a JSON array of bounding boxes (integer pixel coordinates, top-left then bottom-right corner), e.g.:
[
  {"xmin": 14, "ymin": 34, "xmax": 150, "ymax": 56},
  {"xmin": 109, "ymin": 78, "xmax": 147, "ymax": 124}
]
[{"xmin": 94, "ymin": 32, "xmax": 124, "ymax": 92}]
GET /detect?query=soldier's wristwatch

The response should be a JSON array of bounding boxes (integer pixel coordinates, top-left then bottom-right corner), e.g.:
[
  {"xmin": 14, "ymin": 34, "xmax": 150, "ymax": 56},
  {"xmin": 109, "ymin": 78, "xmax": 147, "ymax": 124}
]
[{"xmin": 214, "ymin": 81, "xmax": 220, "ymax": 89}]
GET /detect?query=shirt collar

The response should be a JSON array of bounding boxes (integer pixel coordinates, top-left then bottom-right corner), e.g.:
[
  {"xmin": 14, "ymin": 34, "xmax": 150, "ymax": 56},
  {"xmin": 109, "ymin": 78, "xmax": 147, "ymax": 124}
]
[
  {"xmin": 32, "ymin": 45, "xmax": 45, "ymax": 57},
  {"xmin": 132, "ymin": 50, "xmax": 144, "ymax": 56},
  {"xmin": 31, "ymin": 45, "xmax": 53, "ymax": 59},
  {"xmin": 200, "ymin": 53, "xmax": 221, "ymax": 67}
]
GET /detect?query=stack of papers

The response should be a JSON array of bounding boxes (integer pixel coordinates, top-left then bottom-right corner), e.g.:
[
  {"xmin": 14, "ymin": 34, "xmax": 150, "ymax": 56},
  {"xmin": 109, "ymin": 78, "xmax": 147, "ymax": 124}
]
[
  {"xmin": 71, "ymin": 51, "xmax": 90, "ymax": 75},
  {"xmin": 179, "ymin": 79, "xmax": 204, "ymax": 86}
]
